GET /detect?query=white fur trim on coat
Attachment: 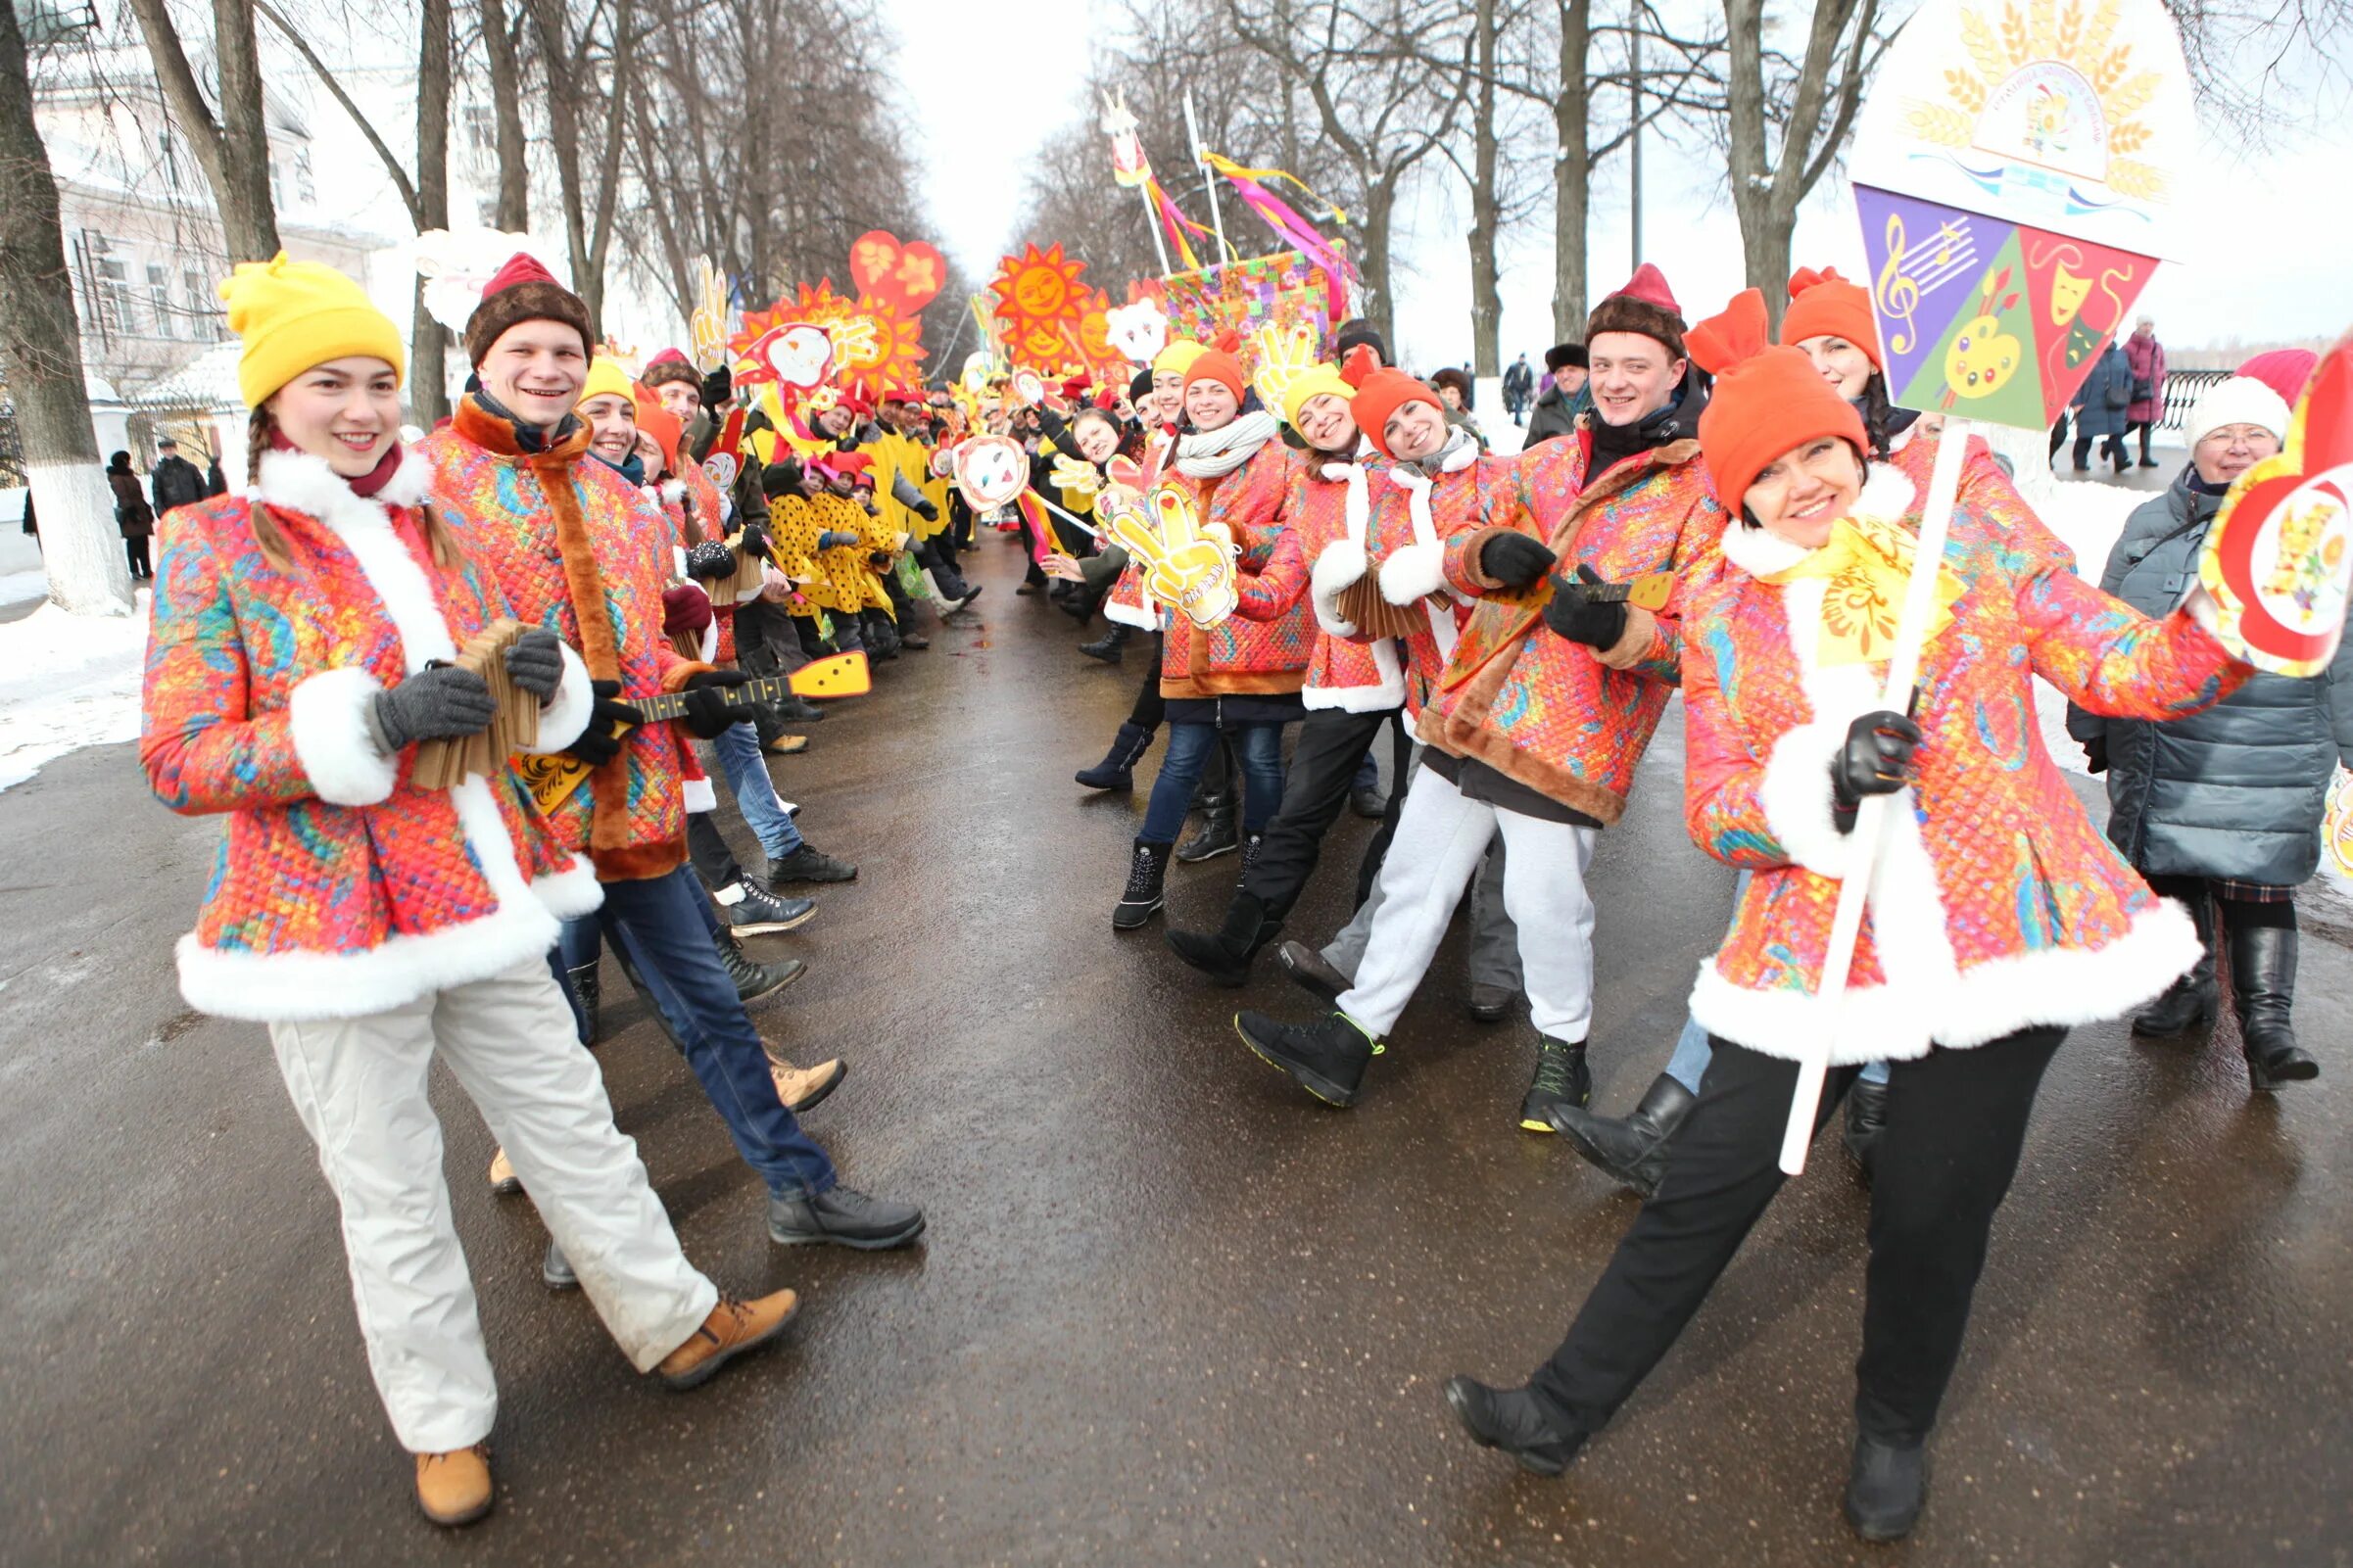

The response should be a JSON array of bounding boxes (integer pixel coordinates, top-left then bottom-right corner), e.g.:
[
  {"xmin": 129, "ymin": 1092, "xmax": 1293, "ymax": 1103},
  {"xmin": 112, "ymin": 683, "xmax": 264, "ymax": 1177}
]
[
  {"xmin": 1755, "ymin": 716, "xmax": 1863, "ymax": 880},
  {"xmin": 1311, "ymin": 537, "xmax": 1369, "ymax": 636},
  {"xmin": 526, "ymin": 644, "xmax": 596, "ymax": 754},
  {"xmin": 287, "ymin": 665, "xmax": 398, "ymax": 807},
  {"xmin": 1379, "ymin": 541, "xmax": 1448, "ymax": 605},
  {"xmin": 1106, "ymin": 595, "xmax": 1161, "ymax": 631},
  {"xmin": 683, "ymin": 776, "xmax": 717, "ymax": 814},
  {"xmin": 531, "ymin": 859, "xmax": 605, "ymax": 919},
  {"xmin": 1304, "ymin": 637, "xmax": 1407, "ymax": 711}
]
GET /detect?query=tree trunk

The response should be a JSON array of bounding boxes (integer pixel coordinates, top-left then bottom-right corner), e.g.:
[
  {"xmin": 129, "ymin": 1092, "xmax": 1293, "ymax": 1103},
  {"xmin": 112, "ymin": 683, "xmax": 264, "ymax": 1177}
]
[
  {"xmin": 1466, "ymin": 0, "xmax": 1501, "ymax": 376},
  {"xmin": 527, "ymin": 0, "xmax": 600, "ymax": 332},
  {"xmin": 1720, "ymin": 0, "xmax": 1779, "ymax": 327},
  {"xmin": 123, "ymin": 0, "xmax": 280, "ymax": 261},
  {"xmin": 1551, "ymin": 0, "xmax": 1592, "ymax": 340},
  {"xmin": 1360, "ymin": 178, "xmax": 1395, "ymax": 352},
  {"xmin": 0, "ymin": 0, "xmax": 131, "ymax": 615},
  {"xmin": 479, "ymin": 0, "xmax": 529, "ymax": 232},
  {"xmin": 409, "ymin": 0, "xmax": 453, "ymax": 421}
]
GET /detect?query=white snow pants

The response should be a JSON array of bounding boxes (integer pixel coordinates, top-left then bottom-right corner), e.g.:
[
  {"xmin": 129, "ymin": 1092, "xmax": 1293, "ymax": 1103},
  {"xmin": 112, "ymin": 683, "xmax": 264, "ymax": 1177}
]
[
  {"xmin": 267, "ymin": 958, "xmax": 718, "ymax": 1453},
  {"xmin": 1336, "ymin": 765, "xmax": 1600, "ymax": 1042}
]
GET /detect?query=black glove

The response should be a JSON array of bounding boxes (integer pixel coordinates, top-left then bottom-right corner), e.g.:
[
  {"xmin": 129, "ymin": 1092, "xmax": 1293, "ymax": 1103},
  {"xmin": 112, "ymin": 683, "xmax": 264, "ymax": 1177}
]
[
  {"xmin": 679, "ymin": 667, "xmax": 754, "ymax": 738},
  {"xmin": 1830, "ymin": 710, "xmax": 1923, "ymax": 832},
  {"xmin": 503, "ymin": 627, "xmax": 565, "ymax": 703},
  {"xmin": 566, "ymin": 679, "xmax": 644, "ymax": 769},
  {"xmin": 1542, "ymin": 564, "xmax": 1630, "ymax": 649},
  {"xmin": 2081, "ymin": 736, "xmax": 2109, "ymax": 774},
  {"xmin": 744, "ymin": 406, "xmax": 775, "ymax": 438},
  {"xmin": 368, "ymin": 664, "xmax": 495, "ymax": 754},
  {"xmin": 1479, "ymin": 530, "xmax": 1558, "ymax": 589},
  {"xmin": 700, "ymin": 364, "xmax": 732, "ymax": 410},
  {"xmin": 914, "ymin": 497, "xmax": 939, "ymax": 523}
]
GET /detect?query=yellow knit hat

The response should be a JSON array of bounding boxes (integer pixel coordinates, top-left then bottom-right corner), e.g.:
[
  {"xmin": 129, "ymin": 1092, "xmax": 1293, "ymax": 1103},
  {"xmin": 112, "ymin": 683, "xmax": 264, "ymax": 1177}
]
[
  {"xmin": 218, "ymin": 254, "xmax": 405, "ymax": 408},
  {"xmin": 1151, "ymin": 339, "xmax": 1207, "ymax": 378},
  {"xmin": 1278, "ymin": 362, "xmax": 1357, "ymax": 432},
  {"xmin": 578, "ymin": 356, "xmax": 639, "ymax": 408}
]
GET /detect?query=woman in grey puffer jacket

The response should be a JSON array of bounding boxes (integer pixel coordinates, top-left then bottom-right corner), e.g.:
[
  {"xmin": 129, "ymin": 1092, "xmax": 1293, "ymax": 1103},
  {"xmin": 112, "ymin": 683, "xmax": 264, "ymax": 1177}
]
[{"xmin": 2067, "ymin": 370, "xmax": 2352, "ymax": 1089}]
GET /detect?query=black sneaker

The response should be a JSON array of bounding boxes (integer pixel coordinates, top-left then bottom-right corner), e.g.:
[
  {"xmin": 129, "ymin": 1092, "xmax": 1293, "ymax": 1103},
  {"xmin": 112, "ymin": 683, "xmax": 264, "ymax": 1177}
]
[
  {"xmin": 1113, "ymin": 839, "xmax": 1169, "ymax": 930},
  {"xmin": 1443, "ymin": 1377, "xmax": 1581, "ymax": 1476},
  {"xmin": 767, "ymin": 1186, "xmax": 926, "ymax": 1250},
  {"xmin": 1232, "ymin": 1010, "xmax": 1377, "ymax": 1108},
  {"xmin": 771, "ymin": 843, "xmax": 857, "ymax": 884},
  {"xmin": 721, "ymin": 941, "xmax": 806, "ymax": 1006},
  {"xmin": 721, "ymin": 881, "xmax": 816, "ymax": 936},
  {"xmin": 1517, "ymin": 1037, "xmax": 1591, "ymax": 1131}
]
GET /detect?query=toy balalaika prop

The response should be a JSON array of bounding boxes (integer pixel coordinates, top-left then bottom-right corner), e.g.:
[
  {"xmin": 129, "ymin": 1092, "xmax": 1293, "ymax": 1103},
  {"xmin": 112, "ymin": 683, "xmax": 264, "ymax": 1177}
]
[
  {"xmin": 511, "ymin": 651, "xmax": 873, "ymax": 815},
  {"xmin": 410, "ymin": 619, "xmax": 539, "ymax": 790}
]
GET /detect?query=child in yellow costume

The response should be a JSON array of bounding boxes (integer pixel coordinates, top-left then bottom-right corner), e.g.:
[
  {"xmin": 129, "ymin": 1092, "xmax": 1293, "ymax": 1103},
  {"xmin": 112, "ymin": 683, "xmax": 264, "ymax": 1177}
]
[
  {"xmin": 808, "ymin": 454, "xmax": 908, "ymax": 660},
  {"xmin": 758, "ymin": 456, "xmax": 862, "ymax": 656}
]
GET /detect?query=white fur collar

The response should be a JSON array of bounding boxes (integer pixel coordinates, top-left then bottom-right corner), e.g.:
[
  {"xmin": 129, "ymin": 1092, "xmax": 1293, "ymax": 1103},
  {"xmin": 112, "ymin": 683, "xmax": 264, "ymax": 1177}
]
[
  {"xmin": 251, "ymin": 444, "xmax": 431, "ymax": 533},
  {"xmin": 1717, "ymin": 462, "xmax": 1917, "ymax": 580}
]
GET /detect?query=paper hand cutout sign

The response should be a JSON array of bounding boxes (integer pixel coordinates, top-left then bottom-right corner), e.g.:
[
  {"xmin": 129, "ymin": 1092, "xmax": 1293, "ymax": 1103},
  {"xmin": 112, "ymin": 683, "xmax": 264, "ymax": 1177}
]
[
  {"xmin": 1248, "ymin": 321, "xmax": 1322, "ymax": 417},
  {"xmin": 1049, "ymin": 453, "xmax": 1103, "ymax": 499},
  {"xmin": 953, "ymin": 434, "xmax": 1030, "ymax": 513},
  {"xmin": 2200, "ymin": 344, "xmax": 2353, "ymax": 677},
  {"xmin": 1100, "ymin": 479, "xmax": 1239, "ymax": 629},
  {"xmin": 689, "ymin": 256, "xmax": 733, "ymax": 372}
]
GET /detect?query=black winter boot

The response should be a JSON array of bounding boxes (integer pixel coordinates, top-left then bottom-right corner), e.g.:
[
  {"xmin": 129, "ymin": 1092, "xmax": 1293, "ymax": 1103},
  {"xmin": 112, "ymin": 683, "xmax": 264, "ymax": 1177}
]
[
  {"xmin": 1444, "ymin": 1376, "xmax": 1583, "ymax": 1476},
  {"xmin": 1548, "ymin": 1072, "xmax": 1698, "ymax": 1200},
  {"xmin": 2230, "ymin": 924, "xmax": 2317, "ymax": 1089},
  {"xmin": 1079, "ymin": 625, "xmax": 1130, "ymax": 663},
  {"xmin": 1517, "ymin": 1038, "xmax": 1592, "ymax": 1131},
  {"xmin": 564, "ymin": 962, "xmax": 601, "ymax": 1046},
  {"xmin": 1176, "ymin": 791, "xmax": 1239, "ymax": 863},
  {"xmin": 1113, "ymin": 839, "xmax": 1170, "ymax": 930},
  {"xmin": 2134, "ymin": 891, "xmax": 2217, "ymax": 1036},
  {"xmin": 1166, "ymin": 891, "xmax": 1278, "ymax": 987},
  {"xmin": 1232, "ymin": 1009, "xmax": 1378, "ymax": 1108},
  {"xmin": 721, "ymin": 935, "xmax": 807, "ymax": 1006},
  {"xmin": 1844, "ymin": 1433, "xmax": 1928, "ymax": 1542},
  {"xmin": 1843, "ymin": 1076, "xmax": 1890, "ymax": 1174},
  {"xmin": 1076, "ymin": 721, "xmax": 1154, "ymax": 792}
]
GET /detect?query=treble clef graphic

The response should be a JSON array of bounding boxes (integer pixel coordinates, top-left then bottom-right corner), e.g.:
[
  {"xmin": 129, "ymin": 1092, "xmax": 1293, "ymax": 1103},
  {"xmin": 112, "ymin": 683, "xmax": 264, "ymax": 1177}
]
[{"xmin": 1874, "ymin": 214, "xmax": 1922, "ymax": 357}]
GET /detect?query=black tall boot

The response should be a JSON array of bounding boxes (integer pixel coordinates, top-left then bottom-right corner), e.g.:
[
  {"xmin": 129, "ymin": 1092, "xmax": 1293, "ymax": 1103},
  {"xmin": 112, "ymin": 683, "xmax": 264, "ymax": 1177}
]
[
  {"xmin": 1548, "ymin": 1072, "xmax": 1698, "ymax": 1200},
  {"xmin": 1076, "ymin": 721, "xmax": 1155, "ymax": 792},
  {"xmin": 1079, "ymin": 624, "xmax": 1130, "ymax": 663},
  {"xmin": 1166, "ymin": 889, "xmax": 1278, "ymax": 986},
  {"xmin": 564, "ymin": 962, "xmax": 601, "ymax": 1046},
  {"xmin": 2135, "ymin": 890, "xmax": 2217, "ymax": 1036},
  {"xmin": 1176, "ymin": 740, "xmax": 1240, "ymax": 863},
  {"xmin": 2230, "ymin": 923, "xmax": 2318, "ymax": 1089}
]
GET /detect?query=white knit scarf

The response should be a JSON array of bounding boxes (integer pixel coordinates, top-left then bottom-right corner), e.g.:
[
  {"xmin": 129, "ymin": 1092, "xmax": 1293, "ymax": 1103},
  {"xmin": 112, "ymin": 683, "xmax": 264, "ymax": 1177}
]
[{"xmin": 1175, "ymin": 410, "xmax": 1283, "ymax": 479}]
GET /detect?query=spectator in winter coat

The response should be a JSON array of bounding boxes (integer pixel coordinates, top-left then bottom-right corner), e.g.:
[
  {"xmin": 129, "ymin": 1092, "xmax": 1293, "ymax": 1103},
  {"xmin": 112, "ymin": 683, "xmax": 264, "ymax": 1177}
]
[
  {"xmin": 2067, "ymin": 371, "xmax": 2343, "ymax": 1091},
  {"xmin": 2123, "ymin": 316, "xmax": 2167, "ymax": 468},
  {"xmin": 149, "ymin": 436, "xmax": 208, "ymax": 516},
  {"xmin": 2068, "ymin": 340, "xmax": 2133, "ymax": 474},
  {"xmin": 1521, "ymin": 342, "xmax": 1588, "ymax": 449},
  {"xmin": 106, "ymin": 451, "xmax": 154, "ymax": 579},
  {"xmin": 1502, "ymin": 353, "xmax": 1535, "ymax": 424},
  {"xmin": 1430, "ymin": 368, "xmax": 1487, "ymax": 450}
]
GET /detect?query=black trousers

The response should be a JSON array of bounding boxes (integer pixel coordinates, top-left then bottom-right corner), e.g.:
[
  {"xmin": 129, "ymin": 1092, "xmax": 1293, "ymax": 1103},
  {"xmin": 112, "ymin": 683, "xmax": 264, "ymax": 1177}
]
[
  {"xmin": 1241, "ymin": 704, "xmax": 1401, "ymax": 924},
  {"xmin": 2124, "ymin": 418, "xmax": 2158, "ymax": 461},
  {"xmin": 124, "ymin": 537, "xmax": 151, "ymax": 577},
  {"xmin": 1125, "ymin": 636, "xmax": 1166, "ymax": 730},
  {"xmin": 733, "ymin": 600, "xmax": 807, "ymax": 746},
  {"xmin": 1531, "ymin": 1026, "xmax": 2064, "ymax": 1447},
  {"xmin": 687, "ymin": 811, "xmax": 747, "ymax": 892},
  {"xmin": 2073, "ymin": 432, "xmax": 2126, "ymax": 470},
  {"xmin": 917, "ymin": 538, "xmax": 969, "ymax": 599}
]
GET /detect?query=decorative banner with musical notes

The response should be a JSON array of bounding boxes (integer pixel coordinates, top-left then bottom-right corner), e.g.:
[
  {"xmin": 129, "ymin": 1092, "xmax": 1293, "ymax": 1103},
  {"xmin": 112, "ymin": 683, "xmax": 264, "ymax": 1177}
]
[
  {"xmin": 2198, "ymin": 342, "xmax": 2353, "ymax": 677},
  {"xmin": 1854, "ymin": 184, "xmax": 2157, "ymax": 429}
]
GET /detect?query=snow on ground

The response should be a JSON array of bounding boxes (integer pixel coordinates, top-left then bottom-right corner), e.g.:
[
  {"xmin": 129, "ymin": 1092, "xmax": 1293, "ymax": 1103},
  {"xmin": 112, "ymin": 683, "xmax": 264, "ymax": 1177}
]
[
  {"xmin": 0, "ymin": 596, "xmax": 148, "ymax": 793},
  {"xmin": 0, "ymin": 569, "xmax": 48, "ymax": 606}
]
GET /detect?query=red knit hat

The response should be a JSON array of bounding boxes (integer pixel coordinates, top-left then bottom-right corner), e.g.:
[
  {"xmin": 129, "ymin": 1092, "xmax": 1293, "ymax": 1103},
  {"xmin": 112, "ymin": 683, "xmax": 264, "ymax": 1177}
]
[
  {"xmin": 1780, "ymin": 265, "xmax": 1880, "ymax": 367},
  {"xmin": 830, "ymin": 451, "xmax": 874, "ymax": 476},
  {"xmin": 2235, "ymin": 349, "xmax": 2319, "ymax": 408},
  {"xmin": 1687, "ymin": 289, "xmax": 1868, "ymax": 510},
  {"xmin": 1586, "ymin": 263, "xmax": 1686, "ymax": 358},
  {"xmin": 1342, "ymin": 345, "xmax": 1442, "ymax": 459},
  {"xmin": 463, "ymin": 252, "xmax": 595, "ymax": 367}
]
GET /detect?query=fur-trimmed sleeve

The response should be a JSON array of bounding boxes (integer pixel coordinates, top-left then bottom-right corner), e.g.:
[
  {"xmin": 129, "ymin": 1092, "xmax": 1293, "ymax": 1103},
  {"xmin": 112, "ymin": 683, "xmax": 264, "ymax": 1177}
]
[{"xmin": 1681, "ymin": 604, "xmax": 1855, "ymax": 877}]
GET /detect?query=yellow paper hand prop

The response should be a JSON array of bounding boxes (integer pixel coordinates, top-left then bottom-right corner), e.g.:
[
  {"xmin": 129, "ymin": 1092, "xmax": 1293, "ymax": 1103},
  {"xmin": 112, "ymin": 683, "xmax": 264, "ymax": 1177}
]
[
  {"xmin": 1101, "ymin": 481, "xmax": 1239, "ymax": 629},
  {"xmin": 1250, "ymin": 321, "xmax": 1321, "ymax": 416}
]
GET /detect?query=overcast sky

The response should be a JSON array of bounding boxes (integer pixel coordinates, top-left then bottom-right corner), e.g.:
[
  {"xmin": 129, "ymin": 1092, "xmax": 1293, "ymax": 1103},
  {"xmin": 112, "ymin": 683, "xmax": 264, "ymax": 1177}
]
[{"xmin": 888, "ymin": 0, "xmax": 2350, "ymax": 372}]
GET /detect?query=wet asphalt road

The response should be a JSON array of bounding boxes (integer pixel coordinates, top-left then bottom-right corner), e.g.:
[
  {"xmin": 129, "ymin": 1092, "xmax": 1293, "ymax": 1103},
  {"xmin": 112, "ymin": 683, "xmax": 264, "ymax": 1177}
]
[{"xmin": 3, "ymin": 530, "xmax": 2349, "ymax": 1567}]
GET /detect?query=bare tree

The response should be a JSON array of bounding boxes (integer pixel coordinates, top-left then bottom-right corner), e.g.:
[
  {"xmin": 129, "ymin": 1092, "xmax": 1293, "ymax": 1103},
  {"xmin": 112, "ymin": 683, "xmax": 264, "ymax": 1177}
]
[
  {"xmin": 121, "ymin": 0, "xmax": 282, "ymax": 261},
  {"xmin": 0, "ymin": 0, "xmax": 132, "ymax": 614},
  {"xmin": 527, "ymin": 0, "xmax": 636, "ymax": 333},
  {"xmin": 476, "ymin": 0, "xmax": 530, "ymax": 230}
]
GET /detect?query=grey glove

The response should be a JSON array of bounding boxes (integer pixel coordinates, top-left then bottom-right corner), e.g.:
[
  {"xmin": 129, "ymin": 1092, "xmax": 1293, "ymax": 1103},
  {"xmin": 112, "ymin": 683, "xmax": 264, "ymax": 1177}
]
[
  {"xmin": 818, "ymin": 529, "xmax": 862, "ymax": 549},
  {"xmin": 368, "ymin": 664, "xmax": 495, "ymax": 755},
  {"xmin": 503, "ymin": 628, "xmax": 564, "ymax": 703}
]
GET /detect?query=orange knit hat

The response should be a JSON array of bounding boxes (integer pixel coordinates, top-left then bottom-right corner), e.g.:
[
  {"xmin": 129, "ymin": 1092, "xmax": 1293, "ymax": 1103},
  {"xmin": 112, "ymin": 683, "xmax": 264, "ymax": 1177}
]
[
  {"xmin": 633, "ymin": 393, "xmax": 682, "ymax": 475},
  {"xmin": 1687, "ymin": 289, "xmax": 1868, "ymax": 510},
  {"xmin": 1780, "ymin": 265, "xmax": 1881, "ymax": 367},
  {"xmin": 1180, "ymin": 331, "xmax": 1248, "ymax": 404},
  {"xmin": 1341, "ymin": 345, "xmax": 1441, "ymax": 459}
]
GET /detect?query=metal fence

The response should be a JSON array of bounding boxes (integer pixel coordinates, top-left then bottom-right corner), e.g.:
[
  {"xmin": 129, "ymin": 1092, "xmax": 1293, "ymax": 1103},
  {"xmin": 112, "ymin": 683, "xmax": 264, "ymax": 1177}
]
[
  {"xmin": 2156, "ymin": 368, "xmax": 2233, "ymax": 435},
  {"xmin": 0, "ymin": 400, "xmax": 22, "ymax": 487}
]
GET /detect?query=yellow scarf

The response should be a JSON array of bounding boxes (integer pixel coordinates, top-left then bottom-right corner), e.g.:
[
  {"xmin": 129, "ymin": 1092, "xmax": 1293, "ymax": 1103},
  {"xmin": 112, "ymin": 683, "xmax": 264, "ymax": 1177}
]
[{"xmin": 1754, "ymin": 514, "xmax": 1963, "ymax": 667}]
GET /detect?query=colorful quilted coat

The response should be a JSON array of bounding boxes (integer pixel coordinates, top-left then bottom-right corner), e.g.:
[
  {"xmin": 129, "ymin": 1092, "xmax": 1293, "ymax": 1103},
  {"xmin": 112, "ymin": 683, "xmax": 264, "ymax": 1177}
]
[
  {"xmin": 421, "ymin": 401, "xmax": 710, "ymax": 882},
  {"xmin": 1234, "ymin": 447, "xmax": 1404, "ymax": 712},
  {"xmin": 141, "ymin": 446, "xmax": 600, "ymax": 1023},
  {"xmin": 1682, "ymin": 463, "xmax": 2248, "ymax": 1064},
  {"xmin": 1886, "ymin": 424, "xmax": 2076, "ymax": 576},
  {"xmin": 1162, "ymin": 443, "xmax": 1314, "ymax": 698},
  {"xmin": 1414, "ymin": 436, "xmax": 1728, "ymax": 823}
]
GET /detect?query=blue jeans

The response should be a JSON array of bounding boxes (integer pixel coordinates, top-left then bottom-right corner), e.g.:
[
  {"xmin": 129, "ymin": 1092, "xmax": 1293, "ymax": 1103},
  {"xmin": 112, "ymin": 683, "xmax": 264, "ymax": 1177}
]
[
  {"xmin": 710, "ymin": 722, "xmax": 803, "ymax": 861},
  {"xmin": 1664, "ymin": 874, "xmax": 1889, "ymax": 1092},
  {"xmin": 1138, "ymin": 720, "xmax": 1286, "ymax": 845},
  {"xmin": 565, "ymin": 867, "xmax": 836, "ymax": 1200}
]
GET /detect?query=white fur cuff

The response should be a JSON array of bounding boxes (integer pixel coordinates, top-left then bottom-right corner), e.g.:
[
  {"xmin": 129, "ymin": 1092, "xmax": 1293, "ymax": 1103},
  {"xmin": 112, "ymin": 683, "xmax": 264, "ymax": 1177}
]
[
  {"xmin": 1311, "ymin": 539, "xmax": 1369, "ymax": 636},
  {"xmin": 289, "ymin": 666, "xmax": 399, "ymax": 807},
  {"xmin": 526, "ymin": 645, "xmax": 596, "ymax": 754},
  {"xmin": 1379, "ymin": 542, "xmax": 1447, "ymax": 606},
  {"xmin": 1756, "ymin": 718, "xmax": 1862, "ymax": 880},
  {"xmin": 683, "ymin": 776, "xmax": 717, "ymax": 814}
]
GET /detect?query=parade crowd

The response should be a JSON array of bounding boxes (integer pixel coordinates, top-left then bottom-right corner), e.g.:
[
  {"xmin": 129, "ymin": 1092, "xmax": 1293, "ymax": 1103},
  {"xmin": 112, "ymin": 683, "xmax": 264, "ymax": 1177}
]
[{"xmin": 138, "ymin": 246, "xmax": 2346, "ymax": 1544}]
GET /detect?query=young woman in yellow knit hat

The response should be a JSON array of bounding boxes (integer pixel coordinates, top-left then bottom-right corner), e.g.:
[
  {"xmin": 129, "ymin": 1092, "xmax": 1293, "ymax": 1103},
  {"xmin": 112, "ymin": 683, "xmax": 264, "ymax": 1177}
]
[{"xmin": 139, "ymin": 255, "xmax": 797, "ymax": 1530}]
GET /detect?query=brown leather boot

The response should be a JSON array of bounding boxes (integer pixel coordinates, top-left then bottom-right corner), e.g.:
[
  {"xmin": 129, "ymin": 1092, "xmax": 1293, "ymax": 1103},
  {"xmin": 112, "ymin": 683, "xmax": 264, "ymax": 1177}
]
[
  {"xmin": 657, "ymin": 1290, "xmax": 800, "ymax": 1390},
  {"xmin": 413, "ymin": 1443, "xmax": 494, "ymax": 1527},
  {"xmin": 769, "ymin": 1057, "xmax": 846, "ymax": 1115}
]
